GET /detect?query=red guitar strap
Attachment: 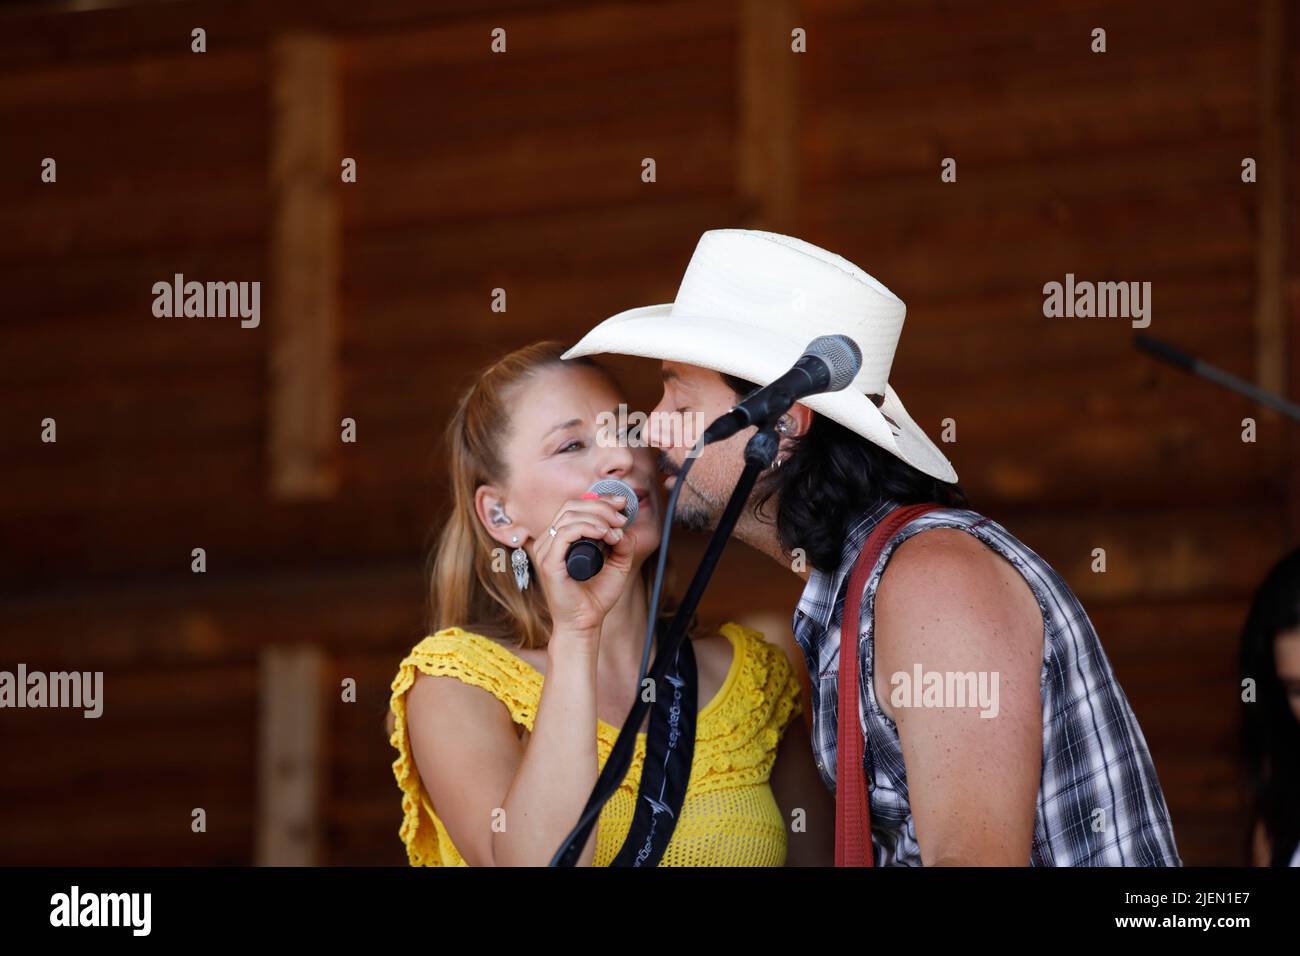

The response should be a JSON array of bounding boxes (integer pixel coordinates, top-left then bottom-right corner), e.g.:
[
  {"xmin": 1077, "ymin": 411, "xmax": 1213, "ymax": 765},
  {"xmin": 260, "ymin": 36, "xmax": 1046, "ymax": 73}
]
[{"xmin": 835, "ymin": 502, "xmax": 941, "ymax": 867}]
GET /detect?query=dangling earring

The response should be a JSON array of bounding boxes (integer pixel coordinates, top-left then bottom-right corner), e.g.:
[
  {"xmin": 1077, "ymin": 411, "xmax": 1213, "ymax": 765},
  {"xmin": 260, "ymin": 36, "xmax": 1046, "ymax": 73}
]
[
  {"xmin": 772, "ymin": 415, "xmax": 793, "ymax": 468},
  {"xmin": 510, "ymin": 534, "xmax": 530, "ymax": 591}
]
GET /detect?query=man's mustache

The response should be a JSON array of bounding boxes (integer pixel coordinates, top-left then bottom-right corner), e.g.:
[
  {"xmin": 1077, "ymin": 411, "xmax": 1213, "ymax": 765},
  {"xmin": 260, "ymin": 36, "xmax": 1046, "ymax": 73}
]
[{"xmin": 656, "ymin": 451, "xmax": 681, "ymax": 477}]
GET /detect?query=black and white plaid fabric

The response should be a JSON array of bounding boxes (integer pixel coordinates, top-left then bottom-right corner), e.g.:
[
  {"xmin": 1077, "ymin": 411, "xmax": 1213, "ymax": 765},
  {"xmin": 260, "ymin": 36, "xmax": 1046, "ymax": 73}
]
[{"xmin": 792, "ymin": 498, "xmax": 1182, "ymax": 866}]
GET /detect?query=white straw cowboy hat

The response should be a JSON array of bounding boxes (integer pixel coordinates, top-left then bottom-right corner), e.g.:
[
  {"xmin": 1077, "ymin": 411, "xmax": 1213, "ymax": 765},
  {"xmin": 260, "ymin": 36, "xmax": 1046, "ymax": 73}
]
[{"xmin": 562, "ymin": 229, "xmax": 958, "ymax": 484}]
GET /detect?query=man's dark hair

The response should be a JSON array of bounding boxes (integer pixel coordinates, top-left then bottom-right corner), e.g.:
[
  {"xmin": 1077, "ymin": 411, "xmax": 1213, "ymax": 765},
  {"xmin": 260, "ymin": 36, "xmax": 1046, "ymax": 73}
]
[{"xmin": 722, "ymin": 373, "xmax": 968, "ymax": 573}]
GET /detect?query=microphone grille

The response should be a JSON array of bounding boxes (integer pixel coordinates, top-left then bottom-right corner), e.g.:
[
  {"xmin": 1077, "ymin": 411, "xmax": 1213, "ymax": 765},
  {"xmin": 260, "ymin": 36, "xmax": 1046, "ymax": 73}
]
[
  {"xmin": 804, "ymin": 334, "xmax": 862, "ymax": 391},
  {"xmin": 587, "ymin": 477, "xmax": 639, "ymax": 526}
]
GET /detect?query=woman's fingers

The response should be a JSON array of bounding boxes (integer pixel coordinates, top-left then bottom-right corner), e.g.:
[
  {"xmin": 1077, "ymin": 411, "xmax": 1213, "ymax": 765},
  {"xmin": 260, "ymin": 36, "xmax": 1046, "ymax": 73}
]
[
  {"xmin": 530, "ymin": 493, "xmax": 638, "ymax": 632},
  {"xmin": 535, "ymin": 498, "xmax": 627, "ymax": 555},
  {"xmin": 534, "ymin": 516, "xmax": 621, "ymax": 570},
  {"xmin": 549, "ymin": 497, "xmax": 629, "ymax": 532},
  {"xmin": 552, "ymin": 517, "xmax": 621, "ymax": 550}
]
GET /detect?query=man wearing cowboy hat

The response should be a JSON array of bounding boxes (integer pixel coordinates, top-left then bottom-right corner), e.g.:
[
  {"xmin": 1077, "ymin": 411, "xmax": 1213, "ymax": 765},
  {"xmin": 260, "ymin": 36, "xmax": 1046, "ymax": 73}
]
[{"xmin": 564, "ymin": 229, "xmax": 1181, "ymax": 866}]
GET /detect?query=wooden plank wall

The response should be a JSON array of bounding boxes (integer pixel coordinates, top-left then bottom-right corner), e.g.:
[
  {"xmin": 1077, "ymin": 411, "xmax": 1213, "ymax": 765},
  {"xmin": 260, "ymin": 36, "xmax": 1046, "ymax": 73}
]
[
  {"xmin": 0, "ymin": 0, "xmax": 1294, "ymax": 866},
  {"xmin": 796, "ymin": 0, "xmax": 1294, "ymax": 865}
]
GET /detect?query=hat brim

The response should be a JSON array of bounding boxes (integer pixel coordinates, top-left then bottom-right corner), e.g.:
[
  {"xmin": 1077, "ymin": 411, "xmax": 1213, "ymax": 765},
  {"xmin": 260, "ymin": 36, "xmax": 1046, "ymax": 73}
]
[{"xmin": 562, "ymin": 305, "xmax": 958, "ymax": 483}]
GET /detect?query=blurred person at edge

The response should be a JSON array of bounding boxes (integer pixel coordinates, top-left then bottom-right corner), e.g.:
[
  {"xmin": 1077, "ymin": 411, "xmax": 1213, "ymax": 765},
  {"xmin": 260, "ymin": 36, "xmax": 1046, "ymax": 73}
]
[{"xmin": 1241, "ymin": 546, "xmax": 1300, "ymax": 867}]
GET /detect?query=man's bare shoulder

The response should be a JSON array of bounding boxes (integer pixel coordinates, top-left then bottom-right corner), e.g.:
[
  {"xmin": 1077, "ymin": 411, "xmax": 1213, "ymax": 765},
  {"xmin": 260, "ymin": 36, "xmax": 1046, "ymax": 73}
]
[
  {"xmin": 875, "ymin": 525, "xmax": 1043, "ymax": 650},
  {"xmin": 873, "ymin": 525, "xmax": 1045, "ymax": 725},
  {"xmin": 882, "ymin": 526, "xmax": 1021, "ymax": 599}
]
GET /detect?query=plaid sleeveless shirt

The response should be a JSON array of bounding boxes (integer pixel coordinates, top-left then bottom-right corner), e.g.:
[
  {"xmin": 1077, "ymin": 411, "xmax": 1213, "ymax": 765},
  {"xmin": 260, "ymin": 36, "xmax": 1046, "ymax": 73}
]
[{"xmin": 792, "ymin": 498, "xmax": 1182, "ymax": 866}]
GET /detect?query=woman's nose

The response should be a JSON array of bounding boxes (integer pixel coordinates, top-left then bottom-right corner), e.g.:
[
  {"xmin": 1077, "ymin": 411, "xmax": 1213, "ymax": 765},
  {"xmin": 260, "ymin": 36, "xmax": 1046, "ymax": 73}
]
[{"xmin": 597, "ymin": 437, "xmax": 635, "ymax": 479}]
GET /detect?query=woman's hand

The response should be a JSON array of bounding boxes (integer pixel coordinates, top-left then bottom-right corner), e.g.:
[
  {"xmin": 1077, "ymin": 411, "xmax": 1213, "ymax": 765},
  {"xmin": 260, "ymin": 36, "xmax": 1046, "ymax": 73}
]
[{"xmin": 530, "ymin": 493, "xmax": 638, "ymax": 636}]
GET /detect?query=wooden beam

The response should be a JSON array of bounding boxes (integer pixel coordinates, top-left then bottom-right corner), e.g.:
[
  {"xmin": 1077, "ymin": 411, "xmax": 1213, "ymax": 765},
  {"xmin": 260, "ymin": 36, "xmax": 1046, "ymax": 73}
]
[
  {"xmin": 0, "ymin": 0, "xmax": 589, "ymax": 71},
  {"xmin": 256, "ymin": 644, "xmax": 326, "ymax": 866},
  {"xmin": 1256, "ymin": 0, "xmax": 1288, "ymax": 410},
  {"xmin": 1282, "ymin": 0, "xmax": 1300, "ymax": 546},
  {"xmin": 1258, "ymin": 0, "xmax": 1300, "ymax": 544},
  {"xmin": 268, "ymin": 34, "xmax": 341, "ymax": 499},
  {"xmin": 737, "ymin": 0, "xmax": 799, "ymax": 228}
]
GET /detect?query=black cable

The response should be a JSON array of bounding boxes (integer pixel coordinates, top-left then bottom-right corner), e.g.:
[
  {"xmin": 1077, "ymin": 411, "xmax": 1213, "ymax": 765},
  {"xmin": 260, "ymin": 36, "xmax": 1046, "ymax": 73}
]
[
  {"xmin": 637, "ymin": 434, "xmax": 705, "ymax": 685},
  {"xmin": 547, "ymin": 435, "xmax": 702, "ymax": 866},
  {"xmin": 548, "ymin": 428, "xmax": 777, "ymax": 866}
]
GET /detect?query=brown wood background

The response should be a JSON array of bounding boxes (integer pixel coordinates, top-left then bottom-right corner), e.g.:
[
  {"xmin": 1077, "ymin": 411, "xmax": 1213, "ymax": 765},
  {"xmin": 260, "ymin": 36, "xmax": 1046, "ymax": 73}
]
[{"xmin": 0, "ymin": 0, "xmax": 1295, "ymax": 865}]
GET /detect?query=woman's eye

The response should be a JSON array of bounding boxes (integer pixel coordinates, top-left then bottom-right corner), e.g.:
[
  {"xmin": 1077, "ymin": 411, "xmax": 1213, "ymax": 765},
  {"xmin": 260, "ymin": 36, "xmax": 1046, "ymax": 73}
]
[{"xmin": 558, "ymin": 440, "xmax": 583, "ymax": 453}]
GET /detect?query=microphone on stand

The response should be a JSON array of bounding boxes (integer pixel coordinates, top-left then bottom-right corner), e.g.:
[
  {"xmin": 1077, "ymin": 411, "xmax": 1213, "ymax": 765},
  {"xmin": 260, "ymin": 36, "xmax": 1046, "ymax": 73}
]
[
  {"xmin": 565, "ymin": 477, "xmax": 640, "ymax": 581},
  {"xmin": 700, "ymin": 334, "xmax": 863, "ymax": 445},
  {"xmin": 1135, "ymin": 333, "xmax": 1300, "ymax": 423}
]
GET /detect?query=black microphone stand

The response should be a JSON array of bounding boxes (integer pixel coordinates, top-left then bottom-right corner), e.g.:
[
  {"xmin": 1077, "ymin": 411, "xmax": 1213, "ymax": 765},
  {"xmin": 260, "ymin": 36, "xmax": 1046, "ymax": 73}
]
[
  {"xmin": 549, "ymin": 424, "xmax": 782, "ymax": 865},
  {"xmin": 1135, "ymin": 333, "xmax": 1300, "ymax": 423}
]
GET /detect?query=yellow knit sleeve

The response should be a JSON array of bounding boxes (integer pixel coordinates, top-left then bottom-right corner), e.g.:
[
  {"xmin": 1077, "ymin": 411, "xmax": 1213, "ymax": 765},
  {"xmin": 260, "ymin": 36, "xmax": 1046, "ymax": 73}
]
[
  {"xmin": 732, "ymin": 623, "xmax": 803, "ymax": 746},
  {"xmin": 387, "ymin": 627, "xmax": 540, "ymax": 866},
  {"xmin": 693, "ymin": 622, "xmax": 804, "ymax": 791}
]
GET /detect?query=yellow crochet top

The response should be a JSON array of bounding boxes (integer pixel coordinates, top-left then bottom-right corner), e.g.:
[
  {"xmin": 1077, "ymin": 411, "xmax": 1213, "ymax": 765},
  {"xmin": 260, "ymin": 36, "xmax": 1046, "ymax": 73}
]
[{"xmin": 388, "ymin": 622, "xmax": 802, "ymax": 866}]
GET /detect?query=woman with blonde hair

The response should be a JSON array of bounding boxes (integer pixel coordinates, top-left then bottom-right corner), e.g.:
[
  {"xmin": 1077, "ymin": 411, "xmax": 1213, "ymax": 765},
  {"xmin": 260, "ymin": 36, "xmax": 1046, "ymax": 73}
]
[{"xmin": 387, "ymin": 341, "xmax": 832, "ymax": 866}]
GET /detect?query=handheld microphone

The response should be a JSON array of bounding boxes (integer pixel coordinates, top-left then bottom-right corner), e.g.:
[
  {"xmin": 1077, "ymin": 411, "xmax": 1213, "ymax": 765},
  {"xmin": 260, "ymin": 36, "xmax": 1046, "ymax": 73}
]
[
  {"xmin": 700, "ymin": 334, "xmax": 863, "ymax": 445},
  {"xmin": 565, "ymin": 477, "xmax": 639, "ymax": 581}
]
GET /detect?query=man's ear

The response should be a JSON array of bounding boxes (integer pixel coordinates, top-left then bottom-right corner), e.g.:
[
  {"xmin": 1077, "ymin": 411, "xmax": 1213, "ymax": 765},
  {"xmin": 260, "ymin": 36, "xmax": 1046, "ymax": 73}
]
[
  {"xmin": 473, "ymin": 484, "xmax": 530, "ymax": 547},
  {"xmin": 780, "ymin": 404, "xmax": 815, "ymax": 452}
]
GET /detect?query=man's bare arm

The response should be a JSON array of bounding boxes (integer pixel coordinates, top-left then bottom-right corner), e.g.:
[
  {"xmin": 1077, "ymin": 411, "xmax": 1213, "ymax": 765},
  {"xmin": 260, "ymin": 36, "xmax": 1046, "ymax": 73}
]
[{"xmin": 872, "ymin": 528, "xmax": 1044, "ymax": 866}]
